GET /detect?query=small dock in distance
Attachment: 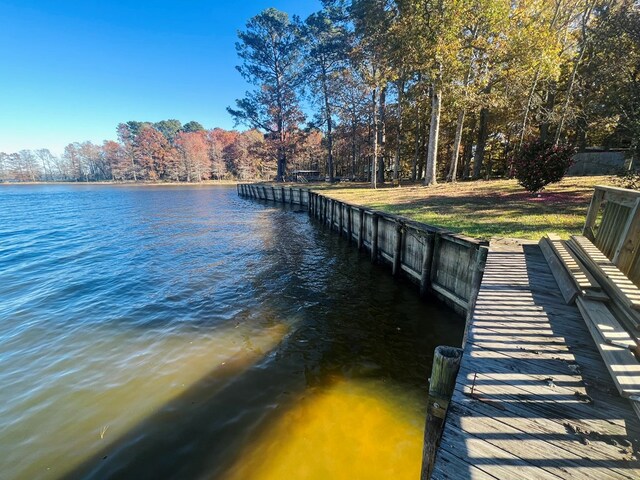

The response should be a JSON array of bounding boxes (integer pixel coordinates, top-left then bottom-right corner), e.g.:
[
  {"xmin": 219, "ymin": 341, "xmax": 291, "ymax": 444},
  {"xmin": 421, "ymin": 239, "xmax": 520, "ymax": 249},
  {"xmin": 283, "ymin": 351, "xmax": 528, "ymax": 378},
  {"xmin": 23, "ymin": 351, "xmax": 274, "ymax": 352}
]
[{"xmin": 432, "ymin": 240, "xmax": 640, "ymax": 479}]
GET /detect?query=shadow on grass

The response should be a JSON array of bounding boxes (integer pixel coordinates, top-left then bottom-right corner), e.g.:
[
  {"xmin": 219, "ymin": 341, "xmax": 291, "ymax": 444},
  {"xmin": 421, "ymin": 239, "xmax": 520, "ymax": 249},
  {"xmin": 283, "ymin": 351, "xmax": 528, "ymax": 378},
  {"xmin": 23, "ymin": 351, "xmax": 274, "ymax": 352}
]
[{"xmin": 316, "ymin": 179, "xmax": 599, "ymax": 239}]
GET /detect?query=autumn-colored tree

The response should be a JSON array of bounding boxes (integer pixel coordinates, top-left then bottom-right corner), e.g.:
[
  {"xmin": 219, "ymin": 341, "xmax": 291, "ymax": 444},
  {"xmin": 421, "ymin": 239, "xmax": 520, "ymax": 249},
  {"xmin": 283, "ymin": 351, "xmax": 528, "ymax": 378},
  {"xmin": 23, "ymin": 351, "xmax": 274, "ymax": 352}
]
[
  {"xmin": 102, "ymin": 140, "xmax": 127, "ymax": 181},
  {"xmin": 208, "ymin": 128, "xmax": 238, "ymax": 179},
  {"xmin": 135, "ymin": 125, "xmax": 173, "ymax": 180},
  {"xmin": 175, "ymin": 131, "xmax": 210, "ymax": 182}
]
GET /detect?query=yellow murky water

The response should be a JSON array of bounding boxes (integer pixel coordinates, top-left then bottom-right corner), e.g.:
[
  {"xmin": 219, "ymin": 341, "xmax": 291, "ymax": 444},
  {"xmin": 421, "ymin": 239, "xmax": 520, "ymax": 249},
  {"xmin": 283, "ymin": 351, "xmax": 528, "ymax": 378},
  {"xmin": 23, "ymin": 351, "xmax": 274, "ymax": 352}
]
[{"xmin": 224, "ymin": 378, "xmax": 425, "ymax": 480}]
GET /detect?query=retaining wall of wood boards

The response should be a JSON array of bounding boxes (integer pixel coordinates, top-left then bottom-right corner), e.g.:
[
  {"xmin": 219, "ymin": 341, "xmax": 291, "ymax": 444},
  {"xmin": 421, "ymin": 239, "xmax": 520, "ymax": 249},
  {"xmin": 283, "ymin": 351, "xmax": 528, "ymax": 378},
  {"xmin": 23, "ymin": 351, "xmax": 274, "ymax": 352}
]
[{"xmin": 237, "ymin": 183, "xmax": 488, "ymax": 324}]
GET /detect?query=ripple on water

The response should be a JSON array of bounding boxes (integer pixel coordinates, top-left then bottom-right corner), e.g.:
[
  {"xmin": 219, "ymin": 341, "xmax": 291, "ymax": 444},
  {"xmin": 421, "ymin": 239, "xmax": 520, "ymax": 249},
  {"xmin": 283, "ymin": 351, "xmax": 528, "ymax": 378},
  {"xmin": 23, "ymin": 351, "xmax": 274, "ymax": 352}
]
[{"xmin": 0, "ymin": 185, "xmax": 463, "ymax": 480}]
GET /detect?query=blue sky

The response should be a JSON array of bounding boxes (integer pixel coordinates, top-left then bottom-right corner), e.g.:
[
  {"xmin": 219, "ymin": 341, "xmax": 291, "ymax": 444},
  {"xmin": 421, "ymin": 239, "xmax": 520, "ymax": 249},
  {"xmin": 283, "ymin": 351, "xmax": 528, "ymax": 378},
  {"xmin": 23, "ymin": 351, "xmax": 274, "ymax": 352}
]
[{"xmin": 0, "ymin": 0, "xmax": 321, "ymax": 154}]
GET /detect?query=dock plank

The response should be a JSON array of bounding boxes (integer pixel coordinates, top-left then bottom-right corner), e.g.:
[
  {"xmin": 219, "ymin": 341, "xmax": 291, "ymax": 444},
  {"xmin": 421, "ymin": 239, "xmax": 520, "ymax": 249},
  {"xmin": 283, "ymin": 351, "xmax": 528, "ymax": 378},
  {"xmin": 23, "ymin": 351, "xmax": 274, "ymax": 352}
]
[{"xmin": 433, "ymin": 241, "xmax": 640, "ymax": 479}]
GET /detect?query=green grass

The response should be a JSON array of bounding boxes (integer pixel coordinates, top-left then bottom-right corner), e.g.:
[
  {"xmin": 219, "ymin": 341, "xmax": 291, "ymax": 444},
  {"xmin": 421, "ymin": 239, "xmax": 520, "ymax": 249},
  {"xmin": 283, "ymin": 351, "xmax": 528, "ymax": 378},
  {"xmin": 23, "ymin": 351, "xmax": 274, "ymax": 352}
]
[{"xmin": 311, "ymin": 176, "xmax": 620, "ymax": 241}]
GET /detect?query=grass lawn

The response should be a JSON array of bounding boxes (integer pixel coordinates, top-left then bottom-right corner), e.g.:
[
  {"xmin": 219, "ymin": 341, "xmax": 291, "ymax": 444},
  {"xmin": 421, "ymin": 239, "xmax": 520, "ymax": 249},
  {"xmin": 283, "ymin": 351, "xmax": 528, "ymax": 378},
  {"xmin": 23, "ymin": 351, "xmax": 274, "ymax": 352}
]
[{"xmin": 308, "ymin": 176, "xmax": 621, "ymax": 241}]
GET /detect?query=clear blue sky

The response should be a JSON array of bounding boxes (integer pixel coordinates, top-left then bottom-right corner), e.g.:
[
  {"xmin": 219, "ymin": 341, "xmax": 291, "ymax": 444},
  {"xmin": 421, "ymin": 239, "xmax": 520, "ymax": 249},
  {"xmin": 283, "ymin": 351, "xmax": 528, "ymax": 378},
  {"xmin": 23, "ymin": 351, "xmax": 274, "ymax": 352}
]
[{"xmin": 0, "ymin": 0, "xmax": 321, "ymax": 154}]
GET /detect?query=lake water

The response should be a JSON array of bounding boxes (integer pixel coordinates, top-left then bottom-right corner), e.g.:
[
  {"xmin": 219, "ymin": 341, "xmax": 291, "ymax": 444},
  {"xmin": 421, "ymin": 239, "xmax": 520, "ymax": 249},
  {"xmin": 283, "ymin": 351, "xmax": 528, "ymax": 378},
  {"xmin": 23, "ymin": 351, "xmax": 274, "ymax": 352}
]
[{"xmin": 0, "ymin": 184, "xmax": 463, "ymax": 479}]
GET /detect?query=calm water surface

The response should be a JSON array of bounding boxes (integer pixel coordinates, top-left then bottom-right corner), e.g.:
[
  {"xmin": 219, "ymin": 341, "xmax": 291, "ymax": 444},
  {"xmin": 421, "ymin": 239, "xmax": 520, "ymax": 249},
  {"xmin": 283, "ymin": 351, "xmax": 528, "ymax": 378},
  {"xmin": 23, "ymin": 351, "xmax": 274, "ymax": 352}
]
[{"xmin": 0, "ymin": 185, "xmax": 463, "ymax": 479}]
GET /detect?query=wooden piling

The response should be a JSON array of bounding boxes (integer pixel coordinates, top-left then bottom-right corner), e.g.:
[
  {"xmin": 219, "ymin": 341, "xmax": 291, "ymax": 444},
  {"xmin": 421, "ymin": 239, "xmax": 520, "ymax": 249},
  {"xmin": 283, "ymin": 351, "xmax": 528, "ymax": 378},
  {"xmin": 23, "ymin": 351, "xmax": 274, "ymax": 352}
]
[
  {"xmin": 429, "ymin": 234, "xmax": 442, "ymax": 285},
  {"xmin": 463, "ymin": 245, "xmax": 489, "ymax": 341},
  {"xmin": 371, "ymin": 213, "xmax": 379, "ymax": 263},
  {"xmin": 420, "ymin": 233, "xmax": 435, "ymax": 297},
  {"xmin": 338, "ymin": 202, "xmax": 344, "ymax": 237},
  {"xmin": 330, "ymin": 200, "xmax": 335, "ymax": 230},
  {"xmin": 358, "ymin": 208, "xmax": 365, "ymax": 251},
  {"xmin": 346, "ymin": 206, "xmax": 352, "ymax": 244},
  {"xmin": 393, "ymin": 222, "xmax": 404, "ymax": 277},
  {"xmin": 421, "ymin": 345, "xmax": 463, "ymax": 480}
]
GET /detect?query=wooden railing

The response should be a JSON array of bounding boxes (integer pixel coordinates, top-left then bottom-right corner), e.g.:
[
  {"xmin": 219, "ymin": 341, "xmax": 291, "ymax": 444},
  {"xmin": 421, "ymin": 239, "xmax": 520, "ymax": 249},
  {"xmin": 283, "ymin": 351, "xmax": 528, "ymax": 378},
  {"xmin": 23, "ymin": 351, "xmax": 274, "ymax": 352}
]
[{"xmin": 583, "ymin": 185, "xmax": 640, "ymax": 287}]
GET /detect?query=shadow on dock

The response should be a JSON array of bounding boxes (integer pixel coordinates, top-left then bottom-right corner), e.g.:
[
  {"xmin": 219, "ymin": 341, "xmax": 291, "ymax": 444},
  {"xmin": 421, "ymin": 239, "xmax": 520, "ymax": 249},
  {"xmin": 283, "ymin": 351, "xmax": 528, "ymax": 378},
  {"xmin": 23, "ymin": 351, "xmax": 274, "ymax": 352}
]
[{"xmin": 433, "ymin": 242, "xmax": 640, "ymax": 479}]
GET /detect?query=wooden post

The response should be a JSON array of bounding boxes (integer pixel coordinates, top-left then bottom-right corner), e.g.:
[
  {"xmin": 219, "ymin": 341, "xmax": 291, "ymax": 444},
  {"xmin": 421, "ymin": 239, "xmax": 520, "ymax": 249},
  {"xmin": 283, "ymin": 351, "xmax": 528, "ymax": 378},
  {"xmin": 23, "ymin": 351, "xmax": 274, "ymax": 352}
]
[
  {"xmin": 299, "ymin": 188, "xmax": 303, "ymax": 206},
  {"xmin": 358, "ymin": 209, "xmax": 365, "ymax": 251},
  {"xmin": 281, "ymin": 186, "xmax": 285, "ymax": 203},
  {"xmin": 346, "ymin": 207, "xmax": 352, "ymax": 244},
  {"xmin": 330, "ymin": 200, "xmax": 335, "ymax": 230},
  {"xmin": 323, "ymin": 198, "xmax": 328, "ymax": 225},
  {"xmin": 371, "ymin": 213, "xmax": 379, "ymax": 263},
  {"xmin": 613, "ymin": 198, "xmax": 640, "ymax": 268},
  {"xmin": 338, "ymin": 202, "xmax": 344, "ymax": 237},
  {"xmin": 420, "ymin": 232, "xmax": 435, "ymax": 297},
  {"xmin": 463, "ymin": 245, "xmax": 489, "ymax": 344},
  {"xmin": 583, "ymin": 187, "xmax": 606, "ymax": 240},
  {"xmin": 421, "ymin": 345, "xmax": 463, "ymax": 480},
  {"xmin": 429, "ymin": 234, "xmax": 442, "ymax": 285},
  {"xmin": 393, "ymin": 222, "xmax": 404, "ymax": 277}
]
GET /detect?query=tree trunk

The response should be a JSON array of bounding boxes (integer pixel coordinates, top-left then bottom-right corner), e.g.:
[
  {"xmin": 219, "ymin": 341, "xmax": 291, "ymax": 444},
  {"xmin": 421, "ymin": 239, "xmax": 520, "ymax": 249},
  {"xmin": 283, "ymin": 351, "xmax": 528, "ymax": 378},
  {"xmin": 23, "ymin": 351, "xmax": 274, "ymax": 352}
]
[
  {"xmin": 372, "ymin": 87, "xmax": 379, "ymax": 189},
  {"xmin": 412, "ymin": 117, "xmax": 420, "ymax": 182},
  {"xmin": 518, "ymin": 69, "xmax": 541, "ymax": 150},
  {"xmin": 576, "ymin": 115, "xmax": 587, "ymax": 152},
  {"xmin": 555, "ymin": 2, "xmax": 593, "ymax": 145},
  {"xmin": 539, "ymin": 83, "xmax": 556, "ymax": 143},
  {"xmin": 323, "ymin": 68, "xmax": 334, "ymax": 182},
  {"xmin": 394, "ymin": 80, "xmax": 404, "ymax": 181},
  {"xmin": 473, "ymin": 107, "xmax": 489, "ymax": 179},
  {"xmin": 462, "ymin": 114, "xmax": 475, "ymax": 179},
  {"xmin": 447, "ymin": 46, "xmax": 474, "ymax": 183},
  {"xmin": 424, "ymin": 77, "xmax": 442, "ymax": 187},
  {"xmin": 377, "ymin": 87, "xmax": 386, "ymax": 185},
  {"xmin": 351, "ymin": 121, "xmax": 357, "ymax": 180},
  {"xmin": 447, "ymin": 109, "xmax": 466, "ymax": 182}
]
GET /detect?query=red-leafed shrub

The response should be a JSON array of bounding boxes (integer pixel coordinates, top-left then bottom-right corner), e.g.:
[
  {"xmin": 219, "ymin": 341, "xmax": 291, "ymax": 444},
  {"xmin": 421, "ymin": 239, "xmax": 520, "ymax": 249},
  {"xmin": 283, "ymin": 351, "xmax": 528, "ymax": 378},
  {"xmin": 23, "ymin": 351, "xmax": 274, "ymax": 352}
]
[{"xmin": 512, "ymin": 141, "xmax": 575, "ymax": 193}]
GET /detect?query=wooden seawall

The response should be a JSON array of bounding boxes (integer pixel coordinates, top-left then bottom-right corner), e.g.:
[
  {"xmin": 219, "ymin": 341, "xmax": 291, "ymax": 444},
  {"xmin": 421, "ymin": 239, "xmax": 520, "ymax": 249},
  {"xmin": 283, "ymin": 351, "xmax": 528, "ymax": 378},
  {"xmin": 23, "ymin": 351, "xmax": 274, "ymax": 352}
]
[
  {"xmin": 432, "ymin": 240, "xmax": 640, "ymax": 479},
  {"xmin": 237, "ymin": 183, "xmax": 488, "ymax": 321}
]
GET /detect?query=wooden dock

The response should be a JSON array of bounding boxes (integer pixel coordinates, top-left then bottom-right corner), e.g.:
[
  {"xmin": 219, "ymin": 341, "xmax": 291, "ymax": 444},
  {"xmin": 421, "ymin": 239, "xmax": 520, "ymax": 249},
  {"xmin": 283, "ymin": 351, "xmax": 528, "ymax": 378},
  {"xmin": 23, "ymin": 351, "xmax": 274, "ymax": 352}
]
[{"xmin": 432, "ymin": 240, "xmax": 640, "ymax": 479}]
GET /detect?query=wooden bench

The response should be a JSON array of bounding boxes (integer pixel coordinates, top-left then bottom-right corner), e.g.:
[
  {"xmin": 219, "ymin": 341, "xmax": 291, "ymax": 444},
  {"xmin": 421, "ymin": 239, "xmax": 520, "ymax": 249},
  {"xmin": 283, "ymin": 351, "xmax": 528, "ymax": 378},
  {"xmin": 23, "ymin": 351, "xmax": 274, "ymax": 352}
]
[
  {"xmin": 575, "ymin": 297, "xmax": 640, "ymax": 399},
  {"xmin": 540, "ymin": 234, "xmax": 608, "ymax": 303},
  {"xmin": 569, "ymin": 235, "xmax": 640, "ymax": 322}
]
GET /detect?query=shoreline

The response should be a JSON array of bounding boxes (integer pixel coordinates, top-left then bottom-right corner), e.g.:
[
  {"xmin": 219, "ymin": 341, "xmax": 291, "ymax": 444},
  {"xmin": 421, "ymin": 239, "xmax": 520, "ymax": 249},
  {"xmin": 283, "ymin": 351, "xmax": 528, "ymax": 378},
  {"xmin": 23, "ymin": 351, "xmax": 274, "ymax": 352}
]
[{"xmin": 0, "ymin": 180, "xmax": 240, "ymax": 187}]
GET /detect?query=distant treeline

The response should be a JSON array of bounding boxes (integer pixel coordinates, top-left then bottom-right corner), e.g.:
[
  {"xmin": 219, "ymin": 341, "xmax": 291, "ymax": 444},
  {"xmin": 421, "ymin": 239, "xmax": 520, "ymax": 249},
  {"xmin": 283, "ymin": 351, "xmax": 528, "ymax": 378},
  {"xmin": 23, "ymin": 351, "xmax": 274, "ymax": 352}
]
[{"xmin": 0, "ymin": 121, "xmax": 323, "ymax": 183}]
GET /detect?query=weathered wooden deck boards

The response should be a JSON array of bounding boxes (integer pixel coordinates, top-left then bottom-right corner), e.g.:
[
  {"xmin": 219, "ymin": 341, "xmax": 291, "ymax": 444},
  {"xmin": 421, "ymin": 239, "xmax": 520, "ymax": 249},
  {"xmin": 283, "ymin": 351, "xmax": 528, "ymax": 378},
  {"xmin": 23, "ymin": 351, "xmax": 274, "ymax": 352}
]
[{"xmin": 432, "ymin": 240, "xmax": 640, "ymax": 480}]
